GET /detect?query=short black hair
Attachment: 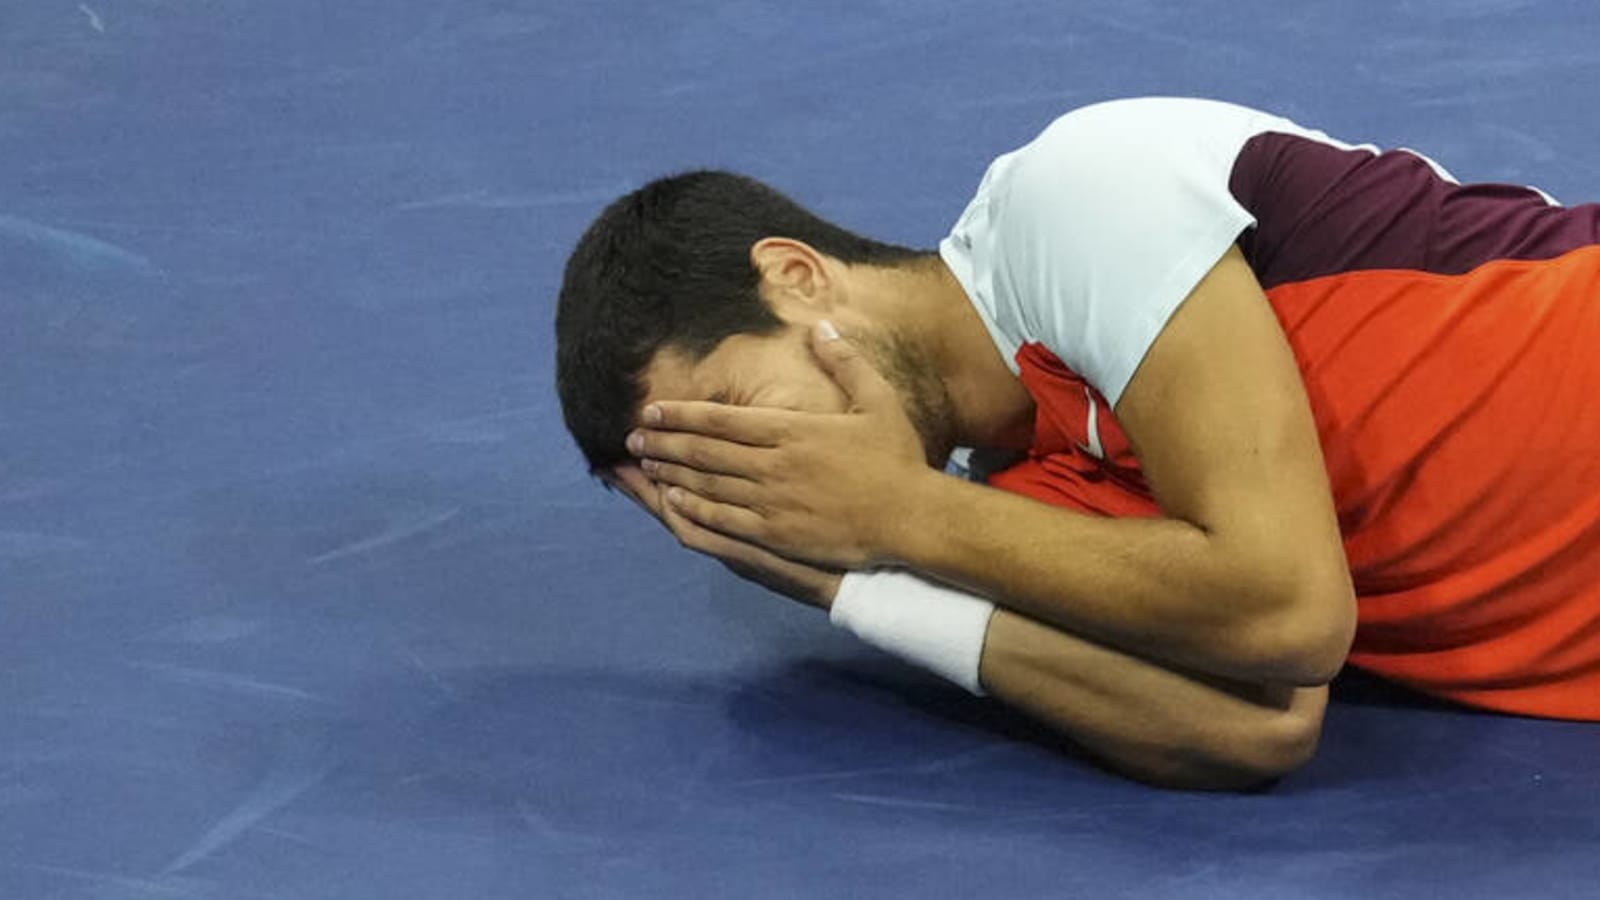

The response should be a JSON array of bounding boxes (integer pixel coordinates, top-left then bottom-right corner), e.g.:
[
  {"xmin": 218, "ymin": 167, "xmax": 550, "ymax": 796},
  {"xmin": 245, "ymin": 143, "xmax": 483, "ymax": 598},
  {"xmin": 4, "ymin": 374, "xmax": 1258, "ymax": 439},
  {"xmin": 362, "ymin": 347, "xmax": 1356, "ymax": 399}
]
[{"xmin": 555, "ymin": 170, "xmax": 929, "ymax": 473}]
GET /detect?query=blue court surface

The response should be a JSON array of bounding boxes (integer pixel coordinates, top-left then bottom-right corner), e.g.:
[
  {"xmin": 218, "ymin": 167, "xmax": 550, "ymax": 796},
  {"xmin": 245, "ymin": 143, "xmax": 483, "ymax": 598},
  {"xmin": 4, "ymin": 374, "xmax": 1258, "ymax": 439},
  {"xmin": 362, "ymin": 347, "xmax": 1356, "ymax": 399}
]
[{"xmin": 4, "ymin": 2, "xmax": 1598, "ymax": 898}]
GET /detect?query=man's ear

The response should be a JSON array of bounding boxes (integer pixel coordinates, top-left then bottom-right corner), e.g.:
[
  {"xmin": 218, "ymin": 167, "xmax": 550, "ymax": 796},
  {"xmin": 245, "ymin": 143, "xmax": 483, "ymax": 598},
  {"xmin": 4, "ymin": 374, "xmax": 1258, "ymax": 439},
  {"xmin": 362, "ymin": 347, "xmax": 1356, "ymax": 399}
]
[{"xmin": 750, "ymin": 238, "xmax": 836, "ymax": 313}]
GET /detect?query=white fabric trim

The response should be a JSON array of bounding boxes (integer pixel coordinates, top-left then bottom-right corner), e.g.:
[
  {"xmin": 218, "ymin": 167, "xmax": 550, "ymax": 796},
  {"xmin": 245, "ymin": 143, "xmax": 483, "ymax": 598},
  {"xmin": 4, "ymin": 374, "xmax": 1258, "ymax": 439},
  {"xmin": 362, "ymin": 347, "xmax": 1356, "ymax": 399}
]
[
  {"xmin": 830, "ymin": 569, "xmax": 996, "ymax": 695},
  {"xmin": 1529, "ymin": 185, "xmax": 1563, "ymax": 207}
]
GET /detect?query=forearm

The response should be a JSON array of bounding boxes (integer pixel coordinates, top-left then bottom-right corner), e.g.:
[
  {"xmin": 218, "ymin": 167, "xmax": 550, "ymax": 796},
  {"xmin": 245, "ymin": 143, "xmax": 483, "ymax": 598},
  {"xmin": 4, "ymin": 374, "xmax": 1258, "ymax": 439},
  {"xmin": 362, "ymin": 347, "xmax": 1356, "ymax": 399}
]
[
  {"xmin": 893, "ymin": 471, "xmax": 1353, "ymax": 685},
  {"xmin": 981, "ymin": 607, "xmax": 1326, "ymax": 789}
]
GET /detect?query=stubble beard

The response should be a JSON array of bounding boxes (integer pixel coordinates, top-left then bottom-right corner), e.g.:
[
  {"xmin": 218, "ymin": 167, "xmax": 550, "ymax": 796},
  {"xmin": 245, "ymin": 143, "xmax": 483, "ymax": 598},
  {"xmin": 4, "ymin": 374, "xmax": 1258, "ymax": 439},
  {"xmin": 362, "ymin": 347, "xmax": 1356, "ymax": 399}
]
[{"xmin": 848, "ymin": 327, "xmax": 959, "ymax": 469}]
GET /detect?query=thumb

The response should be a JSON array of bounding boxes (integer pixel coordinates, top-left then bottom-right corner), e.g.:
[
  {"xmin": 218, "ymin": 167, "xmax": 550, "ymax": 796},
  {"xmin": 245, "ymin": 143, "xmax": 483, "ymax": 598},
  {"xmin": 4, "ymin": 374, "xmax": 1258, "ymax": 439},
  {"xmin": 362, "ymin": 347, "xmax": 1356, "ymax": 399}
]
[{"xmin": 812, "ymin": 320, "xmax": 894, "ymax": 412}]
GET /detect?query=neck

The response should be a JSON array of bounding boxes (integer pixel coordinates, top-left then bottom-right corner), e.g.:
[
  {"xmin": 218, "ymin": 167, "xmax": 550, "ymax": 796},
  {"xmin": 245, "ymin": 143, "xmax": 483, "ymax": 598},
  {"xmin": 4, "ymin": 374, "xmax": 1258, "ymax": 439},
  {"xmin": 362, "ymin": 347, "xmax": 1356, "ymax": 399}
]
[{"xmin": 878, "ymin": 256, "xmax": 1035, "ymax": 451}]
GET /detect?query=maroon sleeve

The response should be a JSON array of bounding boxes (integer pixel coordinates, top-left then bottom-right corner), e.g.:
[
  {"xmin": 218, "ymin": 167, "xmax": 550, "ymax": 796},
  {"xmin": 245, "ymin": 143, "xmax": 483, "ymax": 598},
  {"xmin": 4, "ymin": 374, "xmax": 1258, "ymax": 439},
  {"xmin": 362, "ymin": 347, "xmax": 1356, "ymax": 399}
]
[{"xmin": 1228, "ymin": 132, "xmax": 1600, "ymax": 290}]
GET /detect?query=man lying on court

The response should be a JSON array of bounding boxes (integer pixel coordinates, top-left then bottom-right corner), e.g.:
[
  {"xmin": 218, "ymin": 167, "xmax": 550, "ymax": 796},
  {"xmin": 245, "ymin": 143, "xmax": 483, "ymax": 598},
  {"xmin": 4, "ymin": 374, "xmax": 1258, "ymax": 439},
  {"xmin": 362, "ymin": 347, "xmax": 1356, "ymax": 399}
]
[{"xmin": 555, "ymin": 98, "xmax": 1600, "ymax": 789}]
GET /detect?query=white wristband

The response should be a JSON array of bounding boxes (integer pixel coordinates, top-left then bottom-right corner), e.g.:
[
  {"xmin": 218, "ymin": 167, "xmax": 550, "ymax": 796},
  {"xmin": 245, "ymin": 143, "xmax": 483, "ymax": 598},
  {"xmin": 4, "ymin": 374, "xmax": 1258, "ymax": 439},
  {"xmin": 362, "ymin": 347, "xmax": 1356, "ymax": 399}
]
[{"xmin": 829, "ymin": 568, "xmax": 996, "ymax": 696}]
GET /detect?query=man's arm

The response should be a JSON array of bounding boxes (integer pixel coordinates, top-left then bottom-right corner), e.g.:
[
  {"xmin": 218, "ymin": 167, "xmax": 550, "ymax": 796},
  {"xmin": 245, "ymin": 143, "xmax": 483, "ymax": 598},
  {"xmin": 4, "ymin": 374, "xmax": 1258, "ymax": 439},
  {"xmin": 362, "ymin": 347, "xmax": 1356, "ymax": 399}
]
[
  {"xmin": 611, "ymin": 468, "xmax": 1324, "ymax": 788},
  {"xmin": 982, "ymin": 606, "xmax": 1326, "ymax": 789},
  {"xmin": 612, "ymin": 465, "xmax": 1324, "ymax": 789},
  {"xmin": 890, "ymin": 247, "xmax": 1356, "ymax": 685}
]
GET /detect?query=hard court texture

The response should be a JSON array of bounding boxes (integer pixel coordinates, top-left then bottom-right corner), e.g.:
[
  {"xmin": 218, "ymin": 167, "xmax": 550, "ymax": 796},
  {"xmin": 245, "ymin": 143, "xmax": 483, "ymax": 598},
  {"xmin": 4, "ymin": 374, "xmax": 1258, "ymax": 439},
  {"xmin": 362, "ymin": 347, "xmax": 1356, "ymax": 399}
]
[{"xmin": 2, "ymin": 2, "xmax": 1597, "ymax": 898}]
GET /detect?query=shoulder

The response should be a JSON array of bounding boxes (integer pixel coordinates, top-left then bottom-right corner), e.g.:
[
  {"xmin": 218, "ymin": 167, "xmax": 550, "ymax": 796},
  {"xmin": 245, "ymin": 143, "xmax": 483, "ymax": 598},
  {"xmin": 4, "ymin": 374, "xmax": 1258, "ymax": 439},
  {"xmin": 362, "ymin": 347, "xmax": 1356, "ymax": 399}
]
[
  {"xmin": 1036, "ymin": 96, "xmax": 1281, "ymax": 138},
  {"xmin": 978, "ymin": 99, "xmax": 1303, "ymax": 404},
  {"xmin": 995, "ymin": 97, "xmax": 1295, "ymax": 203}
]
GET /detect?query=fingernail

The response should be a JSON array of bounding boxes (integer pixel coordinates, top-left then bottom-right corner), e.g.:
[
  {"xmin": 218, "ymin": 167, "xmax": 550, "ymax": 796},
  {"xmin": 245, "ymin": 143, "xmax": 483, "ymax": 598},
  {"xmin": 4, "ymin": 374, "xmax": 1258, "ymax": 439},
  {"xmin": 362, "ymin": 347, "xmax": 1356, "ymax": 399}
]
[
  {"xmin": 642, "ymin": 404, "xmax": 662, "ymax": 425},
  {"xmin": 626, "ymin": 431, "xmax": 645, "ymax": 455},
  {"xmin": 667, "ymin": 487, "xmax": 685, "ymax": 505},
  {"xmin": 817, "ymin": 320, "xmax": 840, "ymax": 341},
  {"xmin": 641, "ymin": 458, "xmax": 659, "ymax": 474}
]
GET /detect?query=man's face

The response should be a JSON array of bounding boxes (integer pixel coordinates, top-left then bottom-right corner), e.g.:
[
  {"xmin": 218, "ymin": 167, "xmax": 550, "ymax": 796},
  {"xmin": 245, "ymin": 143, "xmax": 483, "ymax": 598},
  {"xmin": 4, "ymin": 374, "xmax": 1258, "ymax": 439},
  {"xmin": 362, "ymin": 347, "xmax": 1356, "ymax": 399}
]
[{"xmin": 635, "ymin": 320, "xmax": 957, "ymax": 466}]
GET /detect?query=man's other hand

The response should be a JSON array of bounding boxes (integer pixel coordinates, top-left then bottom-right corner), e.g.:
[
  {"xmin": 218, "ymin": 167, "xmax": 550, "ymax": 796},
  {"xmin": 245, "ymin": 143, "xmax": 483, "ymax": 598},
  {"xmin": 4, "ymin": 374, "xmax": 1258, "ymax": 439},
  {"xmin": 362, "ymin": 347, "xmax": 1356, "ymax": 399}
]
[{"xmin": 605, "ymin": 464, "xmax": 843, "ymax": 610}]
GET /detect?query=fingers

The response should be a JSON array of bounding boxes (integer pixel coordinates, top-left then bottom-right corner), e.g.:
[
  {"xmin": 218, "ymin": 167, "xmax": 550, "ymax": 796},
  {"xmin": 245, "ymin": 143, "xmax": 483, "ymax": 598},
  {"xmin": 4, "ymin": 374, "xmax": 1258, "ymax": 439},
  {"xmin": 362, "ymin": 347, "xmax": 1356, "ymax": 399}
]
[
  {"xmin": 608, "ymin": 464, "xmax": 664, "ymax": 519},
  {"xmin": 610, "ymin": 463, "xmax": 766, "ymax": 546},
  {"xmin": 658, "ymin": 500, "xmax": 831, "ymax": 607},
  {"xmin": 628, "ymin": 428, "xmax": 765, "ymax": 478},
  {"xmin": 641, "ymin": 458, "xmax": 761, "ymax": 507},
  {"xmin": 612, "ymin": 466, "xmax": 768, "ymax": 563},
  {"xmin": 640, "ymin": 401, "xmax": 792, "ymax": 446},
  {"xmin": 659, "ymin": 489, "xmax": 763, "ymax": 559},
  {"xmin": 809, "ymin": 320, "xmax": 895, "ymax": 411},
  {"xmin": 662, "ymin": 485, "xmax": 767, "ymax": 545}
]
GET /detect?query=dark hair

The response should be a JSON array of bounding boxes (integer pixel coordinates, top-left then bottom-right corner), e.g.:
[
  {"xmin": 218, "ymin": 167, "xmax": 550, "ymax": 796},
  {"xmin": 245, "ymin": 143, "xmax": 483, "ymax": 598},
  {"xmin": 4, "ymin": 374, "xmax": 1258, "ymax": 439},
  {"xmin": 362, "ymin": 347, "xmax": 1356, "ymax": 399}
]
[{"xmin": 555, "ymin": 170, "xmax": 929, "ymax": 473}]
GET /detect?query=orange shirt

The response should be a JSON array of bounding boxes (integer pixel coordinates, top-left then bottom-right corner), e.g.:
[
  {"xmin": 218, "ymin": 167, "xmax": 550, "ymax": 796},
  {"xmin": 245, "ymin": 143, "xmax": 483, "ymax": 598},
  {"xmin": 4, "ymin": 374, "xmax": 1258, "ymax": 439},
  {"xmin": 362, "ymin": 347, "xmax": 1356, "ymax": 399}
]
[{"xmin": 959, "ymin": 116, "xmax": 1600, "ymax": 720}]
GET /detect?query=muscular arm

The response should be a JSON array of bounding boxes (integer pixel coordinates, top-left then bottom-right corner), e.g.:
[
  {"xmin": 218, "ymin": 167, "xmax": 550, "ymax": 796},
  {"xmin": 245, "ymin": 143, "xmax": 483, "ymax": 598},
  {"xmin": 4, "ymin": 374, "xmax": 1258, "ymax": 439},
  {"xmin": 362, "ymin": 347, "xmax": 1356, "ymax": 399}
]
[
  {"xmin": 892, "ymin": 248, "xmax": 1356, "ymax": 686},
  {"xmin": 611, "ymin": 464, "xmax": 1325, "ymax": 789},
  {"xmin": 981, "ymin": 606, "xmax": 1327, "ymax": 789}
]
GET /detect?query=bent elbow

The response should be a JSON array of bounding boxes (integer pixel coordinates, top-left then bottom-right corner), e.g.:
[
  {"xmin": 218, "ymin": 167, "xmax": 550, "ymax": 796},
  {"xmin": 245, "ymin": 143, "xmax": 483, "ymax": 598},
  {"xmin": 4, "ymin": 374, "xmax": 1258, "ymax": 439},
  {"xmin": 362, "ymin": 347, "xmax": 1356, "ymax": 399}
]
[
  {"xmin": 1121, "ymin": 728, "xmax": 1322, "ymax": 792},
  {"xmin": 1287, "ymin": 588, "xmax": 1357, "ymax": 684},
  {"xmin": 1241, "ymin": 584, "xmax": 1357, "ymax": 686},
  {"xmin": 1114, "ymin": 688, "xmax": 1329, "ymax": 792},
  {"xmin": 1197, "ymin": 724, "xmax": 1322, "ymax": 792},
  {"xmin": 1237, "ymin": 690, "xmax": 1326, "ymax": 783}
]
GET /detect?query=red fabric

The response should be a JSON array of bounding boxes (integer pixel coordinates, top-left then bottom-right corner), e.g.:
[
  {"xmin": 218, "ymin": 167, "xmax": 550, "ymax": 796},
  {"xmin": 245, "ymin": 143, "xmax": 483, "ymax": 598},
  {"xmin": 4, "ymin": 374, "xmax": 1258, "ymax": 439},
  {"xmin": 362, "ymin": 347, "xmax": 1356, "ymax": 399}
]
[{"xmin": 989, "ymin": 245, "xmax": 1600, "ymax": 721}]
